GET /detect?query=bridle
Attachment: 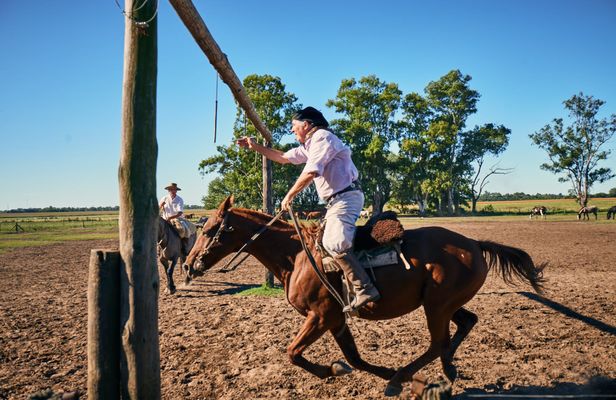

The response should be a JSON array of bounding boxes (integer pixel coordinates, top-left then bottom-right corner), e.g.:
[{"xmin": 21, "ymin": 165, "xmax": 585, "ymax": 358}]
[
  {"xmin": 197, "ymin": 212, "xmax": 233, "ymax": 259},
  {"xmin": 195, "ymin": 209, "xmax": 286, "ymax": 273}
]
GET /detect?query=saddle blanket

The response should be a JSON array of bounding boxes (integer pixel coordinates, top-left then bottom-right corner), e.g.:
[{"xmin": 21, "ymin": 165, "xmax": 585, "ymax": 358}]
[
  {"xmin": 322, "ymin": 246, "xmax": 399, "ymax": 273},
  {"xmin": 171, "ymin": 218, "xmax": 197, "ymax": 239}
]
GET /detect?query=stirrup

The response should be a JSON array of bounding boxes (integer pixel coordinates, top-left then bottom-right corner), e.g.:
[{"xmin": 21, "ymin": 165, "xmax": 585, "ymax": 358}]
[{"xmin": 343, "ymin": 293, "xmax": 380, "ymax": 313}]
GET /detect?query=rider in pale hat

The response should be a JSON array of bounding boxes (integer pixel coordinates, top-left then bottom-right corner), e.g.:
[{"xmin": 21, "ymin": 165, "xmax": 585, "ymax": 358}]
[
  {"xmin": 160, "ymin": 182, "xmax": 195, "ymax": 255},
  {"xmin": 160, "ymin": 182, "xmax": 184, "ymax": 221}
]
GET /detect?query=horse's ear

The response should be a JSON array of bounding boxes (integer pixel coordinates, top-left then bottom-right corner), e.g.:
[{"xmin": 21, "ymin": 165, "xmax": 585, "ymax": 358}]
[{"xmin": 218, "ymin": 195, "xmax": 234, "ymax": 216}]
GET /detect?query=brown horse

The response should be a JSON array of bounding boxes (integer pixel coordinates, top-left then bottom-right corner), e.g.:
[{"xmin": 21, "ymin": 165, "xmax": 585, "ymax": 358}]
[
  {"xmin": 578, "ymin": 206, "xmax": 598, "ymax": 220},
  {"xmin": 183, "ymin": 196, "xmax": 545, "ymax": 396}
]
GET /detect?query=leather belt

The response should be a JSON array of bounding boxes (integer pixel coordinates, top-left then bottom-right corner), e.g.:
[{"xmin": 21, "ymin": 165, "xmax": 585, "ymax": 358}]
[{"xmin": 326, "ymin": 181, "xmax": 361, "ymax": 203}]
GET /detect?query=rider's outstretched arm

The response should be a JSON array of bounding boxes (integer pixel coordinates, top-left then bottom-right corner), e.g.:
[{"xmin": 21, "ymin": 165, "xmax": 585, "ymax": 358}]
[{"xmin": 237, "ymin": 137, "xmax": 289, "ymax": 164}]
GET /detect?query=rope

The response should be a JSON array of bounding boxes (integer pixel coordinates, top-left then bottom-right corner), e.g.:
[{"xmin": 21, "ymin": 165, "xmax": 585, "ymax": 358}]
[
  {"xmin": 213, "ymin": 73, "xmax": 219, "ymax": 143},
  {"xmin": 114, "ymin": 0, "xmax": 159, "ymax": 28}
]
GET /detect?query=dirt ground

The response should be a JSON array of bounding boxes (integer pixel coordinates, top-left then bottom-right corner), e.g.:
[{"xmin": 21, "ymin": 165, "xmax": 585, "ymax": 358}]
[{"xmin": 1, "ymin": 220, "xmax": 615, "ymax": 399}]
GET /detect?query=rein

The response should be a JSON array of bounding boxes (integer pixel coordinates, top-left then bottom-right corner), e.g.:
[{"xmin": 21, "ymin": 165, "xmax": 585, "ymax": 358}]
[
  {"xmin": 216, "ymin": 209, "xmax": 287, "ymax": 273},
  {"xmin": 288, "ymin": 205, "xmax": 347, "ymax": 310}
]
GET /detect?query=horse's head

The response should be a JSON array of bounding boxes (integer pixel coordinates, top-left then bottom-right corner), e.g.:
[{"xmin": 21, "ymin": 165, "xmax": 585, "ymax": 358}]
[{"xmin": 183, "ymin": 195, "xmax": 241, "ymax": 280}]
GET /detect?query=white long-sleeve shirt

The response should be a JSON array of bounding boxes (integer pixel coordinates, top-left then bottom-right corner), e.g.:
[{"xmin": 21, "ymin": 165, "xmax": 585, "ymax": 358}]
[
  {"xmin": 160, "ymin": 194, "xmax": 184, "ymax": 220},
  {"xmin": 283, "ymin": 129, "xmax": 358, "ymax": 200}
]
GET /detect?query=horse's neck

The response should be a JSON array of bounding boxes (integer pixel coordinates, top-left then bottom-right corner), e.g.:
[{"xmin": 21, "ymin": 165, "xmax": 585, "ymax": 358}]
[
  {"xmin": 236, "ymin": 211, "xmax": 302, "ymax": 283},
  {"xmin": 159, "ymin": 219, "xmax": 178, "ymax": 246}
]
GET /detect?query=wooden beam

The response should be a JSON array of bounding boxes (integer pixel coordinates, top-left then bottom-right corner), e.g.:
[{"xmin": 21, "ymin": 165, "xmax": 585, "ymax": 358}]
[{"xmin": 169, "ymin": 0, "xmax": 273, "ymax": 142}]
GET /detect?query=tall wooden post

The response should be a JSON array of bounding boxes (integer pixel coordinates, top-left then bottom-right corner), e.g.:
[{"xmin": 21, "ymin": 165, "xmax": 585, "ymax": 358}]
[{"xmin": 118, "ymin": 0, "xmax": 160, "ymax": 397}]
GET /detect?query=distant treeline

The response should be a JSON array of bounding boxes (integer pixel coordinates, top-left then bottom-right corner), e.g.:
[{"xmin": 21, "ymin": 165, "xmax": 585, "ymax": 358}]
[
  {"xmin": 2, "ymin": 204, "xmax": 203, "ymax": 213},
  {"xmin": 479, "ymin": 191, "xmax": 615, "ymax": 201}
]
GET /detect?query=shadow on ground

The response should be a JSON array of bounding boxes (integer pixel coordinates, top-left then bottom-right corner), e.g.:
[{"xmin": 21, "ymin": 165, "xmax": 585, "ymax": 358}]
[{"xmin": 456, "ymin": 375, "xmax": 616, "ymax": 398}]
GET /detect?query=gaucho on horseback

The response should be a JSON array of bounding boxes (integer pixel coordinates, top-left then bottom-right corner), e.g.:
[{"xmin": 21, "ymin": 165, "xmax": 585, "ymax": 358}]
[
  {"xmin": 237, "ymin": 106, "xmax": 380, "ymax": 313},
  {"xmin": 159, "ymin": 182, "xmax": 195, "ymax": 255}
]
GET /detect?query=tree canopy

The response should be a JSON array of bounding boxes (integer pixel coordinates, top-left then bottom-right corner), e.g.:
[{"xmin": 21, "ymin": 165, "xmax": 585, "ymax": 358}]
[{"xmin": 529, "ymin": 92, "xmax": 615, "ymax": 206}]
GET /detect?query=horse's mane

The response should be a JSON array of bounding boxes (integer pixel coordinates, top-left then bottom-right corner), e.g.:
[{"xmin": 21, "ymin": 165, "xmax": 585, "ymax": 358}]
[{"xmin": 231, "ymin": 207, "xmax": 321, "ymax": 247}]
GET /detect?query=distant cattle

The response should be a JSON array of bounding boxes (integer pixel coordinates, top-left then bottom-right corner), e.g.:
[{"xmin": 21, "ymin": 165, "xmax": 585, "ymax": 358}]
[
  {"xmin": 304, "ymin": 210, "xmax": 325, "ymax": 220},
  {"xmin": 529, "ymin": 206, "xmax": 547, "ymax": 219},
  {"xmin": 578, "ymin": 206, "xmax": 598, "ymax": 221},
  {"xmin": 195, "ymin": 216, "xmax": 209, "ymax": 228}
]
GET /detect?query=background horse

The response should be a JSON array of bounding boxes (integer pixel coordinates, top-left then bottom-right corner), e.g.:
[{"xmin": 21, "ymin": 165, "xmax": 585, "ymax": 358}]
[
  {"xmin": 529, "ymin": 205, "xmax": 547, "ymax": 219},
  {"xmin": 184, "ymin": 196, "xmax": 545, "ymax": 397},
  {"xmin": 577, "ymin": 206, "xmax": 598, "ymax": 220},
  {"xmin": 607, "ymin": 205, "xmax": 616, "ymax": 220},
  {"xmin": 304, "ymin": 210, "xmax": 325, "ymax": 220},
  {"xmin": 158, "ymin": 217, "xmax": 196, "ymax": 294}
]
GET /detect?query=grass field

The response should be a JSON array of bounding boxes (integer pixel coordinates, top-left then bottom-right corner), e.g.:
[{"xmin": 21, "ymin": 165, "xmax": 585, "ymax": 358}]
[
  {"xmin": 1, "ymin": 198, "xmax": 614, "ymax": 254},
  {"xmin": 473, "ymin": 197, "xmax": 616, "ymax": 214}
]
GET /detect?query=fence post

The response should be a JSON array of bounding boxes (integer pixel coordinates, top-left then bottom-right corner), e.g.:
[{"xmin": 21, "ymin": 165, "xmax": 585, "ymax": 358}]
[{"xmin": 88, "ymin": 250, "xmax": 121, "ymax": 399}]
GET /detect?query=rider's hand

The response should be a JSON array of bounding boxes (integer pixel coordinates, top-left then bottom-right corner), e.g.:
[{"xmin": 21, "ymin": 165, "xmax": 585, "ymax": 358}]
[
  {"xmin": 236, "ymin": 136, "xmax": 256, "ymax": 149},
  {"xmin": 281, "ymin": 193, "xmax": 294, "ymax": 212}
]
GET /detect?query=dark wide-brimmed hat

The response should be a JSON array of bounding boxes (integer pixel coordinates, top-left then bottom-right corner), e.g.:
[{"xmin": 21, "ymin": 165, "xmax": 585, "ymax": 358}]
[
  {"xmin": 292, "ymin": 106, "xmax": 329, "ymax": 128},
  {"xmin": 164, "ymin": 182, "xmax": 181, "ymax": 191}
]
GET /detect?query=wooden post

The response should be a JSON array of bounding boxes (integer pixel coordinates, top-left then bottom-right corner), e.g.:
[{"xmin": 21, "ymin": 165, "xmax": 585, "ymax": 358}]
[
  {"xmin": 88, "ymin": 250, "xmax": 121, "ymax": 399},
  {"xmin": 118, "ymin": 0, "xmax": 160, "ymax": 398}
]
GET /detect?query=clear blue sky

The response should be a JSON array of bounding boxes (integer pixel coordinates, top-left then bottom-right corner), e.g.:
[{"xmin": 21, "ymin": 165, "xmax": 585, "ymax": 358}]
[{"xmin": 1, "ymin": 0, "xmax": 615, "ymax": 209}]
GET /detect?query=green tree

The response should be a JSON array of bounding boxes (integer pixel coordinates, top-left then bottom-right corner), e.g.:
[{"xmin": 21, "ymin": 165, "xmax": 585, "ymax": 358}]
[
  {"xmin": 199, "ymin": 74, "xmax": 301, "ymax": 209},
  {"xmin": 529, "ymin": 93, "xmax": 615, "ymax": 206},
  {"xmin": 326, "ymin": 75, "xmax": 402, "ymax": 214},
  {"xmin": 397, "ymin": 71, "xmax": 508, "ymax": 215},
  {"xmin": 463, "ymin": 123, "xmax": 512, "ymax": 213},
  {"xmin": 424, "ymin": 70, "xmax": 480, "ymax": 214}
]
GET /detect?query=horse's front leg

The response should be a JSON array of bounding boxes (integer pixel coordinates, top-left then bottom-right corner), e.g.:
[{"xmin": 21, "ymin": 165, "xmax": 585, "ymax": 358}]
[
  {"xmin": 287, "ymin": 312, "xmax": 343, "ymax": 379},
  {"xmin": 330, "ymin": 323, "xmax": 396, "ymax": 380},
  {"xmin": 165, "ymin": 258, "xmax": 177, "ymax": 295}
]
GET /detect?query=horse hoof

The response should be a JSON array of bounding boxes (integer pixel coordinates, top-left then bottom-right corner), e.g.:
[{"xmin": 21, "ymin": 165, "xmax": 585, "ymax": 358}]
[
  {"xmin": 331, "ymin": 360, "xmax": 352, "ymax": 376},
  {"xmin": 384, "ymin": 383, "xmax": 403, "ymax": 397},
  {"xmin": 184, "ymin": 276, "xmax": 192, "ymax": 286}
]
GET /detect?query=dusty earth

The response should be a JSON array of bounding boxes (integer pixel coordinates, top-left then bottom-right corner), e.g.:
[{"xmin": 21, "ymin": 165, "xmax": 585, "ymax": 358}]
[{"xmin": 0, "ymin": 220, "xmax": 615, "ymax": 399}]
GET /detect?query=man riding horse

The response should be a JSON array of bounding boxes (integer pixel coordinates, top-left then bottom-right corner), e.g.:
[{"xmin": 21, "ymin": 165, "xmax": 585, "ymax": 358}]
[
  {"xmin": 159, "ymin": 182, "xmax": 196, "ymax": 255},
  {"xmin": 237, "ymin": 107, "xmax": 380, "ymax": 313}
]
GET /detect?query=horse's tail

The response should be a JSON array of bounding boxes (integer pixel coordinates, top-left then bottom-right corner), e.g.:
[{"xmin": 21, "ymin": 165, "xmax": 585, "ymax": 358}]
[{"xmin": 478, "ymin": 240, "xmax": 546, "ymax": 295}]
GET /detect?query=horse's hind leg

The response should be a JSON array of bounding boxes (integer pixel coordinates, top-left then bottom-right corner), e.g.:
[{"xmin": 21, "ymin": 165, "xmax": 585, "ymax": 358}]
[
  {"xmin": 446, "ymin": 307, "xmax": 477, "ymax": 360},
  {"xmin": 330, "ymin": 323, "xmax": 396, "ymax": 380},
  {"xmin": 385, "ymin": 307, "xmax": 453, "ymax": 397},
  {"xmin": 441, "ymin": 307, "xmax": 478, "ymax": 382}
]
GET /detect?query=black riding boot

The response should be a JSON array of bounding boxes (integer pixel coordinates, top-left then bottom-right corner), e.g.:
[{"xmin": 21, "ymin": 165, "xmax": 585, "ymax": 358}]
[{"xmin": 335, "ymin": 251, "xmax": 380, "ymax": 313}]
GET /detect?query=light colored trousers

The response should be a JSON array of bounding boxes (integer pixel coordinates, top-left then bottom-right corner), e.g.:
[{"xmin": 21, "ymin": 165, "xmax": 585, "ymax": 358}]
[{"xmin": 322, "ymin": 190, "xmax": 364, "ymax": 256}]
